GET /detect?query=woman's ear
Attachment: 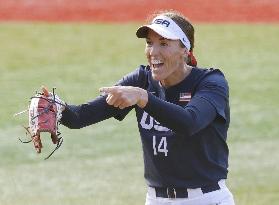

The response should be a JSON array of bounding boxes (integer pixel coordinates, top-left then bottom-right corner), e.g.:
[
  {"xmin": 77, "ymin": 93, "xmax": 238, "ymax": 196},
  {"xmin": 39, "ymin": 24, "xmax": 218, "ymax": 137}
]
[
  {"xmin": 182, "ymin": 49, "xmax": 189, "ymax": 62},
  {"xmin": 183, "ymin": 49, "xmax": 189, "ymax": 62},
  {"xmin": 184, "ymin": 49, "xmax": 190, "ymax": 56}
]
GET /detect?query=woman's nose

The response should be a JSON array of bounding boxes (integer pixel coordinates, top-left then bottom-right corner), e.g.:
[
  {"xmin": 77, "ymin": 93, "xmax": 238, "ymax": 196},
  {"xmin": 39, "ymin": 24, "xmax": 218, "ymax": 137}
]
[{"xmin": 149, "ymin": 45, "xmax": 159, "ymax": 56}]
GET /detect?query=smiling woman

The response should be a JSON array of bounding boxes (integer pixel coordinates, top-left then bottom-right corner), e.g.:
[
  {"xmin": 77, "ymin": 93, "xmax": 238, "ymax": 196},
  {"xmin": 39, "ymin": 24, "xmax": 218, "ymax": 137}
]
[
  {"xmin": 50, "ymin": 10, "xmax": 236, "ymax": 205},
  {"xmin": 136, "ymin": 11, "xmax": 196, "ymax": 87},
  {"xmin": 143, "ymin": 30, "xmax": 189, "ymax": 87}
]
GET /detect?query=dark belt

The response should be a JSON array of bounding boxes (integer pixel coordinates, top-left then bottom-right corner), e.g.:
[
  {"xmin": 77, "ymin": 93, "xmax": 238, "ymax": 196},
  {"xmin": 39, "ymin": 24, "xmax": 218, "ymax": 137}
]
[{"xmin": 154, "ymin": 182, "xmax": 221, "ymax": 199}]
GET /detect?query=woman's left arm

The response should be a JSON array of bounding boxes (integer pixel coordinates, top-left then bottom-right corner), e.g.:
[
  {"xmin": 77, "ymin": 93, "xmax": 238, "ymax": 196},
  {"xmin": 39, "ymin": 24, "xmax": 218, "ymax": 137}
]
[
  {"xmin": 143, "ymin": 92, "xmax": 217, "ymax": 136},
  {"xmin": 143, "ymin": 74, "xmax": 229, "ymax": 136}
]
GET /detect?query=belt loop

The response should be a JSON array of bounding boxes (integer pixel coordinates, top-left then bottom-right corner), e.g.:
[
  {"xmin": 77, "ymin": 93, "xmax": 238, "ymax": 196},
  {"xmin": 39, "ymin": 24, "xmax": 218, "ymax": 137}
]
[{"xmin": 167, "ymin": 187, "xmax": 176, "ymax": 199}]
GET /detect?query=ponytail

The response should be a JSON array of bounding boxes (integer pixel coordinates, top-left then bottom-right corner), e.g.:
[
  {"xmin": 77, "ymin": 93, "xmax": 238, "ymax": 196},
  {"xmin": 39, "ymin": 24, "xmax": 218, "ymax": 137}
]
[{"xmin": 188, "ymin": 51, "xmax": 197, "ymax": 67}]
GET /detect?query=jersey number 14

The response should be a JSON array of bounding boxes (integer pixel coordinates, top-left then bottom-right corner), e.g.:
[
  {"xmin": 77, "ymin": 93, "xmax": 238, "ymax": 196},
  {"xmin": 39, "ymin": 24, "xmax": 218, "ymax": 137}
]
[{"xmin": 153, "ymin": 136, "xmax": 168, "ymax": 156}]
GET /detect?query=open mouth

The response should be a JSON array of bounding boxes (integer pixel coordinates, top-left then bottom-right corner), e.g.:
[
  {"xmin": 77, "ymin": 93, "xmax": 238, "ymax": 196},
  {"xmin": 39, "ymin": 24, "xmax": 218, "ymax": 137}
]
[{"xmin": 151, "ymin": 59, "xmax": 164, "ymax": 69}]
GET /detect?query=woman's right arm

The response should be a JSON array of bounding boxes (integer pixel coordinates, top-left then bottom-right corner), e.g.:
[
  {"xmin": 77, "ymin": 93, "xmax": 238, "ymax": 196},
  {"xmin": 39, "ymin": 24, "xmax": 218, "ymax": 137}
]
[{"xmin": 61, "ymin": 95, "xmax": 123, "ymax": 129}]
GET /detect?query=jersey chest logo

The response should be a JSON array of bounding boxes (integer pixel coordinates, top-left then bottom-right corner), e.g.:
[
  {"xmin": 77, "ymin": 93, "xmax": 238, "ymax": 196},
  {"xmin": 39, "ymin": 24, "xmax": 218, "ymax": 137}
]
[{"xmin": 140, "ymin": 111, "xmax": 170, "ymax": 132}]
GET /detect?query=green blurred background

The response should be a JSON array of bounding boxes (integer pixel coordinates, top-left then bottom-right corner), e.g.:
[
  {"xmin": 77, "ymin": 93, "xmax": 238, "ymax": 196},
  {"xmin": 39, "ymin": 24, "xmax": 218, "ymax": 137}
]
[{"xmin": 0, "ymin": 22, "xmax": 278, "ymax": 205}]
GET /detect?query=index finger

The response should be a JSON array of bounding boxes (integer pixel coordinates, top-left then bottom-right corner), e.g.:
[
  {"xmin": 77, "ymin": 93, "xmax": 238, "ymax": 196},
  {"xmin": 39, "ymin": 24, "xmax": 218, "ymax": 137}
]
[{"xmin": 99, "ymin": 86, "xmax": 118, "ymax": 94}]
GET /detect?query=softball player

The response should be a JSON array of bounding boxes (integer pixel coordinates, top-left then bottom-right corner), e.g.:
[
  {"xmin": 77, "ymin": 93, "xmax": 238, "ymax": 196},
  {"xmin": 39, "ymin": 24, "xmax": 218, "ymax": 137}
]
[{"xmin": 61, "ymin": 10, "xmax": 235, "ymax": 205}]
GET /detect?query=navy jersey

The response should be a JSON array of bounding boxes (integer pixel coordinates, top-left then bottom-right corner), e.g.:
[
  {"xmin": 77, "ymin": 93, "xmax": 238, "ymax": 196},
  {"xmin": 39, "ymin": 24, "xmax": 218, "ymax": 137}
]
[{"xmin": 61, "ymin": 65, "xmax": 230, "ymax": 188}]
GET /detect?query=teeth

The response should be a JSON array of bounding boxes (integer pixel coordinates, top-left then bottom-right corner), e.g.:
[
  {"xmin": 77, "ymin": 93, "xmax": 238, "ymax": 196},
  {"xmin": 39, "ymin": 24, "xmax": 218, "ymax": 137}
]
[{"xmin": 151, "ymin": 60, "xmax": 163, "ymax": 65}]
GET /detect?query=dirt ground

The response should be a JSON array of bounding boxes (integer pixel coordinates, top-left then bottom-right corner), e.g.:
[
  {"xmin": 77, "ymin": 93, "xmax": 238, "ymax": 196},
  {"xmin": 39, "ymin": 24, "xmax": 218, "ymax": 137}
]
[{"xmin": 0, "ymin": 0, "xmax": 278, "ymax": 23}]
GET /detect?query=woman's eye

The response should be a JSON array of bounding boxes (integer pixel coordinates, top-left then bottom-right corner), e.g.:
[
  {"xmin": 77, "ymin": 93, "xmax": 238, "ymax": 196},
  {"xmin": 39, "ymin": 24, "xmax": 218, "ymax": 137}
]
[
  {"xmin": 160, "ymin": 42, "xmax": 168, "ymax": 46},
  {"xmin": 146, "ymin": 41, "xmax": 152, "ymax": 46}
]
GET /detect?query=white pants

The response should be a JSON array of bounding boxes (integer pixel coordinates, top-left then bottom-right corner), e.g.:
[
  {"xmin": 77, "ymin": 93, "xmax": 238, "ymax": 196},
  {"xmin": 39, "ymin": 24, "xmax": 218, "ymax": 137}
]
[{"xmin": 145, "ymin": 180, "xmax": 235, "ymax": 205}]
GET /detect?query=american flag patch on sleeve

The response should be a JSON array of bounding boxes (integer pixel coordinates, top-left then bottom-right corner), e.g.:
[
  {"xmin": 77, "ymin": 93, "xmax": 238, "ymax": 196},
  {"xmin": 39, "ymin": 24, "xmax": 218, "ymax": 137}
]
[{"xmin": 179, "ymin": 92, "xmax": 191, "ymax": 102}]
